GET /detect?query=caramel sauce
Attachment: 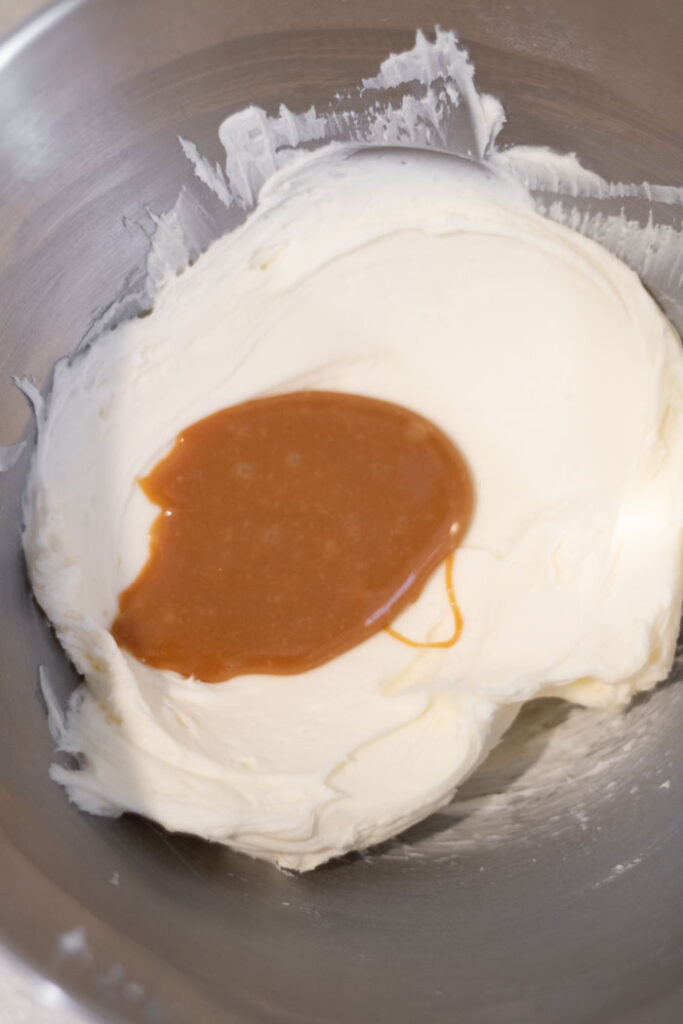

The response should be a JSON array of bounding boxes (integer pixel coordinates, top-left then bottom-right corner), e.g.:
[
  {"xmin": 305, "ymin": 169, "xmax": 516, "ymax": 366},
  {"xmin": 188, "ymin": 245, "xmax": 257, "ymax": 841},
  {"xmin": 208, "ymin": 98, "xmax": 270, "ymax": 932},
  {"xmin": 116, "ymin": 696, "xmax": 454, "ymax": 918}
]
[
  {"xmin": 386, "ymin": 552, "xmax": 463, "ymax": 649},
  {"xmin": 112, "ymin": 391, "xmax": 473, "ymax": 682}
]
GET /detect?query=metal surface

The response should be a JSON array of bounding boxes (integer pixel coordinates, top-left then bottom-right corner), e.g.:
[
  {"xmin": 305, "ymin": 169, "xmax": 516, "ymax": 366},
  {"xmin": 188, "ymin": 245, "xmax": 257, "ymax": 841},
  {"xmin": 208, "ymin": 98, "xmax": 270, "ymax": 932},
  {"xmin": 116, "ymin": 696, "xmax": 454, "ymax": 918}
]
[{"xmin": 1, "ymin": 2, "xmax": 682, "ymax": 1022}]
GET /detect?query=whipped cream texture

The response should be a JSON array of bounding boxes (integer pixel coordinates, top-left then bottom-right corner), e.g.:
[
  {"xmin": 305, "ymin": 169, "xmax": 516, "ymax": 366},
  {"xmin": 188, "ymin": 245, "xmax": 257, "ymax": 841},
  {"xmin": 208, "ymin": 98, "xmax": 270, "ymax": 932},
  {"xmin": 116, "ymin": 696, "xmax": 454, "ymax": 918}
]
[{"xmin": 21, "ymin": 32, "xmax": 683, "ymax": 870}]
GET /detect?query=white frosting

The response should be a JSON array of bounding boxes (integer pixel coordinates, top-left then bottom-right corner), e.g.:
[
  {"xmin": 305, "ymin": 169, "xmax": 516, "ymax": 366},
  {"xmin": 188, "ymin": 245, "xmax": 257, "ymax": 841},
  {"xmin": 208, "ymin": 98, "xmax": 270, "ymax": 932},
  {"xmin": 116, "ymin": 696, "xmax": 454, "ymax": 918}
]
[
  {"xmin": 23, "ymin": 146, "xmax": 683, "ymax": 869},
  {"xmin": 177, "ymin": 28, "xmax": 682, "ymax": 332}
]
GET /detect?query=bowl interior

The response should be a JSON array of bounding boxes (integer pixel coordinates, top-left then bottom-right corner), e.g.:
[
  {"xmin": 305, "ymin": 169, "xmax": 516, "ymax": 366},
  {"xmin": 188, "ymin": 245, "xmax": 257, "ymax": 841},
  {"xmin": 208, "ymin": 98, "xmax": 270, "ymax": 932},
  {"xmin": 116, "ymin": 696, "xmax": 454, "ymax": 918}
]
[{"xmin": 1, "ymin": 2, "xmax": 682, "ymax": 1022}]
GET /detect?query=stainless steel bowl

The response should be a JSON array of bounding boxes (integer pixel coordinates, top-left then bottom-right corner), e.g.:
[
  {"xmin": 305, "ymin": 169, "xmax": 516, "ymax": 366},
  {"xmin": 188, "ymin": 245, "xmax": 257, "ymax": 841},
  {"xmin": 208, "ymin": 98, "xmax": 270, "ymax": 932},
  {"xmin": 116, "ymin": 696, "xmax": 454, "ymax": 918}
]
[{"xmin": 1, "ymin": 2, "xmax": 682, "ymax": 1021}]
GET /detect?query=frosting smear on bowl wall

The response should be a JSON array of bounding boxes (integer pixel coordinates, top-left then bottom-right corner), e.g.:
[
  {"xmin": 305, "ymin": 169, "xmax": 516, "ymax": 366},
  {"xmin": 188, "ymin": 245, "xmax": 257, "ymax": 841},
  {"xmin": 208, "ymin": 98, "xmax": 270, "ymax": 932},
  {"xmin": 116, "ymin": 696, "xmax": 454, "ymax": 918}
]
[{"xmin": 20, "ymin": 30, "xmax": 683, "ymax": 871}]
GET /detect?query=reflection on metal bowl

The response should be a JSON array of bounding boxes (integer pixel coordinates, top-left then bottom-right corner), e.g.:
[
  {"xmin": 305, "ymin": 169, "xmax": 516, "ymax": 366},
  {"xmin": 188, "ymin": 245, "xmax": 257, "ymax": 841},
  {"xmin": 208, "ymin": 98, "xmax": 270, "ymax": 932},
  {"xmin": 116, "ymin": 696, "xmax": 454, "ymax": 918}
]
[{"xmin": 0, "ymin": 1, "xmax": 681, "ymax": 1021}]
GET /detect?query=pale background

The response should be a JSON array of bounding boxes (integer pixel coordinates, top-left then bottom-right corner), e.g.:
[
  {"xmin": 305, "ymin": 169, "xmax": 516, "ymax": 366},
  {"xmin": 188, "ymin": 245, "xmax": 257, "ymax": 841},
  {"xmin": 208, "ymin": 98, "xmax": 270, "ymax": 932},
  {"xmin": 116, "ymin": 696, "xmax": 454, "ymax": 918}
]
[{"xmin": 0, "ymin": 0, "xmax": 45, "ymax": 35}]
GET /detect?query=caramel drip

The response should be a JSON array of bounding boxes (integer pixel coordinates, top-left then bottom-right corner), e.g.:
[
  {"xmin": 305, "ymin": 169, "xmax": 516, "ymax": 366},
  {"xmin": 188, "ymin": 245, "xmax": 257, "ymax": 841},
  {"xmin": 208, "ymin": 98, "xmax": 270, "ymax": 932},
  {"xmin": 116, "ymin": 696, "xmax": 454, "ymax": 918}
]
[{"xmin": 385, "ymin": 552, "xmax": 462, "ymax": 649}]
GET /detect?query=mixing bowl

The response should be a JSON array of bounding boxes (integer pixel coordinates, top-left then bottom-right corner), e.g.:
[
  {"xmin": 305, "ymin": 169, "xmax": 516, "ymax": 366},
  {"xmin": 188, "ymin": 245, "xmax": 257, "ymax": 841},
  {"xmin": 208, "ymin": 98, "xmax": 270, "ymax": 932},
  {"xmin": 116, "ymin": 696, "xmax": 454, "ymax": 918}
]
[{"xmin": 1, "ymin": 1, "xmax": 682, "ymax": 1021}]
